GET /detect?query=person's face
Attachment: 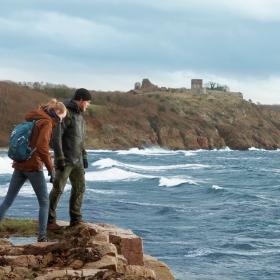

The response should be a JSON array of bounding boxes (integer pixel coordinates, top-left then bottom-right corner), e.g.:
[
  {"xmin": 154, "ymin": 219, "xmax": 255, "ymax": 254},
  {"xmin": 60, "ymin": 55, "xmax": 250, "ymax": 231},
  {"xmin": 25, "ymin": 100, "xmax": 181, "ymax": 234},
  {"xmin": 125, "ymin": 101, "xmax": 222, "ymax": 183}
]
[
  {"xmin": 56, "ymin": 110, "xmax": 67, "ymax": 122},
  {"xmin": 79, "ymin": 100, "xmax": 91, "ymax": 112}
]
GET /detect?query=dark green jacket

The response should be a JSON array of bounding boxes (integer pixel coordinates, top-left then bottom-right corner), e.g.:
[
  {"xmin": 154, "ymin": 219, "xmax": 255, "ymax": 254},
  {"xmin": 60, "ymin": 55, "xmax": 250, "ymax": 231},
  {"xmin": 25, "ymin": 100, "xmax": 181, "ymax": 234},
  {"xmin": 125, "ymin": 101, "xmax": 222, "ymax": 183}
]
[{"xmin": 52, "ymin": 100, "xmax": 87, "ymax": 165}]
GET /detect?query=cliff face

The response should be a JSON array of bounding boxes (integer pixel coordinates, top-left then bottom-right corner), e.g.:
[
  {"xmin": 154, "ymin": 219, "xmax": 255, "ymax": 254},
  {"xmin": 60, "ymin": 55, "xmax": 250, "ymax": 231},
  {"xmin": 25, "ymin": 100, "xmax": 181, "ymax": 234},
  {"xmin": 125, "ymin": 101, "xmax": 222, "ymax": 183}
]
[
  {"xmin": 0, "ymin": 220, "xmax": 175, "ymax": 280},
  {"xmin": 1, "ymin": 81, "xmax": 280, "ymax": 150},
  {"xmin": 86, "ymin": 91, "xmax": 280, "ymax": 150}
]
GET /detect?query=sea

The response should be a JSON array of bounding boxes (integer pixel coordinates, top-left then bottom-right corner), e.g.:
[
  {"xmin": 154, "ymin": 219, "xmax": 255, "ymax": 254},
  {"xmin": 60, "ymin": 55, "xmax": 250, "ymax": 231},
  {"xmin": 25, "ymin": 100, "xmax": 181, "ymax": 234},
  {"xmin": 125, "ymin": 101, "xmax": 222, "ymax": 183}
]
[{"xmin": 1, "ymin": 147, "xmax": 280, "ymax": 280}]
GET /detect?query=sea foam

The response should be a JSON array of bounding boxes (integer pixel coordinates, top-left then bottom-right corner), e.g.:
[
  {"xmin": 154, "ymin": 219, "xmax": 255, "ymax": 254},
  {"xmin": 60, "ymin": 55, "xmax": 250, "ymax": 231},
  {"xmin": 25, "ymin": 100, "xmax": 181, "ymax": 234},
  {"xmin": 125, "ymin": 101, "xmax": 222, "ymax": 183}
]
[
  {"xmin": 92, "ymin": 158, "xmax": 210, "ymax": 171},
  {"xmin": 0, "ymin": 183, "xmax": 72, "ymax": 198},
  {"xmin": 116, "ymin": 147, "xmax": 178, "ymax": 156},
  {"xmin": 85, "ymin": 167, "xmax": 153, "ymax": 182},
  {"xmin": 0, "ymin": 157, "xmax": 13, "ymax": 174},
  {"xmin": 212, "ymin": 185, "xmax": 224, "ymax": 190},
  {"xmin": 159, "ymin": 177, "xmax": 198, "ymax": 187}
]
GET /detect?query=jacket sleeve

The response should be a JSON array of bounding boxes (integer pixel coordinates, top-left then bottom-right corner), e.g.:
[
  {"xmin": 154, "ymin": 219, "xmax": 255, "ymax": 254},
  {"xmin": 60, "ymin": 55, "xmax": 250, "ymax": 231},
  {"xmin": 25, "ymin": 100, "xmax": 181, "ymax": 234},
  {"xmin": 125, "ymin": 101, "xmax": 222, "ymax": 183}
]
[
  {"xmin": 52, "ymin": 110, "xmax": 71, "ymax": 161},
  {"xmin": 36, "ymin": 120, "xmax": 54, "ymax": 173},
  {"xmin": 82, "ymin": 117, "xmax": 87, "ymax": 160},
  {"xmin": 52, "ymin": 122, "xmax": 65, "ymax": 161},
  {"xmin": 82, "ymin": 147, "xmax": 87, "ymax": 160}
]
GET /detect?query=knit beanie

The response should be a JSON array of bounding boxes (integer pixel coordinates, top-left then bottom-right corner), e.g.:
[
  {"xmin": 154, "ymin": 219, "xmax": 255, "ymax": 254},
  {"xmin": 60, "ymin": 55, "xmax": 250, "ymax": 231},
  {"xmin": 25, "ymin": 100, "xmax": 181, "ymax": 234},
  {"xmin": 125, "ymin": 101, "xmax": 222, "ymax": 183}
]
[{"xmin": 73, "ymin": 88, "xmax": 92, "ymax": 101}]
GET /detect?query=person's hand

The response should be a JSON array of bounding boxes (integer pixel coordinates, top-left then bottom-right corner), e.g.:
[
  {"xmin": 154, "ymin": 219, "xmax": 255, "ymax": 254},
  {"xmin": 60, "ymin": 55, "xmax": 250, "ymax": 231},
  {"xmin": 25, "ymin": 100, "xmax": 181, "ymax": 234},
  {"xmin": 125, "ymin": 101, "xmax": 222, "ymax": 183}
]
[
  {"xmin": 48, "ymin": 169, "xmax": 55, "ymax": 183},
  {"xmin": 83, "ymin": 159, "xmax": 88, "ymax": 169},
  {"xmin": 56, "ymin": 159, "xmax": 66, "ymax": 172}
]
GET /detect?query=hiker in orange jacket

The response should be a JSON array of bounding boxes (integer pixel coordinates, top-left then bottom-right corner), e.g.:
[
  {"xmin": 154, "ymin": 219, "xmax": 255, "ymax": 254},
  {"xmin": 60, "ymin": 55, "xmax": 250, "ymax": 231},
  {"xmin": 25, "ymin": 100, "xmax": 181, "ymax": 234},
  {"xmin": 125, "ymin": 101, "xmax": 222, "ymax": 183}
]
[{"xmin": 0, "ymin": 99, "xmax": 66, "ymax": 242}]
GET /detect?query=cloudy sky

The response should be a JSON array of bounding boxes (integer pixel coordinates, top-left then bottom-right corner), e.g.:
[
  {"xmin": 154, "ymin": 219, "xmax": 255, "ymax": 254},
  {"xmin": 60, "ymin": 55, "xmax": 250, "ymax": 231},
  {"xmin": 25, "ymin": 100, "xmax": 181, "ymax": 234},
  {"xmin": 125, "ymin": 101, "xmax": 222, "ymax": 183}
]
[{"xmin": 0, "ymin": 0, "xmax": 280, "ymax": 104}]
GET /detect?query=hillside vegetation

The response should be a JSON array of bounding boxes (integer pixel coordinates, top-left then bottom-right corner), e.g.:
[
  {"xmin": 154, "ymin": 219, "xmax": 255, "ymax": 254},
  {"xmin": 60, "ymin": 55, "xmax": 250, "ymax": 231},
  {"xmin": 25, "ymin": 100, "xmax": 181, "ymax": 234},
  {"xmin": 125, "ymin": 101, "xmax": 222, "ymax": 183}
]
[{"xmin": 1, "ymin": 81, "xmax": 280, "ymax": 150}]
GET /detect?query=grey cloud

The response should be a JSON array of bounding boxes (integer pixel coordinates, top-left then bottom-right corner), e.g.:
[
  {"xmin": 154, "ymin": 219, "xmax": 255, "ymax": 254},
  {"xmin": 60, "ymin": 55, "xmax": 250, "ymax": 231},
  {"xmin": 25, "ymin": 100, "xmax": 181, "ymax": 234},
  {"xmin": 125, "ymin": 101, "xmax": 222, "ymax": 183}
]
[{"xmin": 0, "ymin": 0, "xmax": 279, "ymax": 84}]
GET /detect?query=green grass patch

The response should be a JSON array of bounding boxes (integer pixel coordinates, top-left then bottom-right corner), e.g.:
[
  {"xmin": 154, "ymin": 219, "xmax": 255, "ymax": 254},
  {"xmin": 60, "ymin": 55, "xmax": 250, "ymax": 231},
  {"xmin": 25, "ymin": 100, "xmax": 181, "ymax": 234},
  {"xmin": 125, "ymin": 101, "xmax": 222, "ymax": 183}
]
[{"xmin": 0, "ymin": 218, "xmax": 38, "ymax": 237}]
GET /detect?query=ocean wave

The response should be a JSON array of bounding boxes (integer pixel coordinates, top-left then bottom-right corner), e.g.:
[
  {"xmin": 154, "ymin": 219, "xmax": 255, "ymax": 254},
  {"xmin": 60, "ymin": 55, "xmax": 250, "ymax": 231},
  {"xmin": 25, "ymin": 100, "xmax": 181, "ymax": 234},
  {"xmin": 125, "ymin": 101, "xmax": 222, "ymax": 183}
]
[
  {"xmin": 85, "ymin": 167, "xmax": 154, "ymax": 182},
  {"xmin": 0, "ymin": 157, "xmax": 13, "ymax": 174},
  {"xmin": 0, "ymin": 183, "xmax": 72, "ymax": 198},
  {"xmin": 184, "ymin": 248, "xmax": 213, "ymax": 258},
  {"xmin": 116, "ymin": 200, "xmax": 186, "ymax": 211},
  {"xmin": 211, "ymin": 185, "xmax": 224, "ymax": 190},
  {"xmin": 92, "ymin": 158, "xmax": 210, "ymax": 171},
  {"xmin": 188, "ymin": 147, "xmax": 232, "ymax": 152},
  {"xmin": 248, "ymin": 147, "xmax": 267, "ymax": 151},
  {"xmin": 87, "ymin": 189, "xmax": 127, "ymax": 195},
  {"xmin": 87, "ymin": 149, "xmax": 113, "ymax": 153},
  {"xmin": 159, "ymin": 177, "xmax": 198, "ymax": 187},
  {"xmin": 86, "ymin": 167, "xmax": 200, "ymax": 188},
  {"xmin": 116, "ymin": 147, "xmax": 177, "ymax": 156}
]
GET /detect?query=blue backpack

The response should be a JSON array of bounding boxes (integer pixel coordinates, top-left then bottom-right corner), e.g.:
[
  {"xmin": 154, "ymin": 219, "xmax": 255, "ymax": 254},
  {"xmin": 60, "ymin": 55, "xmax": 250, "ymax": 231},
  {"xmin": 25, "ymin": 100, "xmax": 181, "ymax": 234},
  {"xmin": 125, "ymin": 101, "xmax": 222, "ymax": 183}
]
[{"xmin": 8, "ymin": 120, "xmax": 37, "ymax": 161}]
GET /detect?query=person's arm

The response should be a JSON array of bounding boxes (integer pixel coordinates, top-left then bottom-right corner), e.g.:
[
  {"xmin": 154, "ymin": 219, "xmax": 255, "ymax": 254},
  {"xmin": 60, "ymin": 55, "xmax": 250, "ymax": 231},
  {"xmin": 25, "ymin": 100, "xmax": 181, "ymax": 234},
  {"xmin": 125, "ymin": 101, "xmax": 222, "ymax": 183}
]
[
  {"xmin": 36, "ymin": 120, "xmax": 54, "ymax": 173},
  {"xmin": 52, "ymin": 111, "xmax": 71, "ymax": 170},
  {"xmin": 52, "ymin": 122, "xmax": 65, "ymax": 162},
  {"xmin": 82, "ymin": 147, "xmax": 88, "ymax": 169}
]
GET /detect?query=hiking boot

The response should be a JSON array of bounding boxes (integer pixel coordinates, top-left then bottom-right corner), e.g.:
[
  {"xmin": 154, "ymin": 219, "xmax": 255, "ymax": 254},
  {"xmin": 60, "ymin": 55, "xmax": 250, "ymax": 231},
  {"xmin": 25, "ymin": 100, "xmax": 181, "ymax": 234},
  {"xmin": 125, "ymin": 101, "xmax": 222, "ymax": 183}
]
[
  {"xmin": 47, "ymin": 221, "xmax": 61, "ymax": 230},
  {"xmin": 69, "ymin": 220, "xmax": 86, "ymax": 227},
  {"xmin": 37, "ymin": 237, "xmax": 48, "ymax": 242}
]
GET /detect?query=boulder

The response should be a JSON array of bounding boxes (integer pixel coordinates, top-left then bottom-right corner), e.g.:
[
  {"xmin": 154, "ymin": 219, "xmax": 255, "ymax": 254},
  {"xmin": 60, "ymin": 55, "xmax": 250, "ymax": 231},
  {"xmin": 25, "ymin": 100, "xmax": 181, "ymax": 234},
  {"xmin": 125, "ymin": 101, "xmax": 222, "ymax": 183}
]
[
  {"xmin": 144, "ymin": 255, "xmax": 176, "ymax": 280},
  {"xmin": 124, "ymin": 265, "xmax": 156, "ymax": 279},
  {"xmin": 83, "ymin": 255, "xmax": 117, "ymax": 270}
]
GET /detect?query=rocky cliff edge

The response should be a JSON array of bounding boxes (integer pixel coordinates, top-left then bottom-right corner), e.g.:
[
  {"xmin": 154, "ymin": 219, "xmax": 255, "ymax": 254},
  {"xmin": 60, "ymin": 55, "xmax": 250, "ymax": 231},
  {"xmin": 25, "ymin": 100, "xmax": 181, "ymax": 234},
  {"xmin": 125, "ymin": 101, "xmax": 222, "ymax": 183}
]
[{"xmin": 0, "ymin": 220, "xmax": 175, "ymax": 280}]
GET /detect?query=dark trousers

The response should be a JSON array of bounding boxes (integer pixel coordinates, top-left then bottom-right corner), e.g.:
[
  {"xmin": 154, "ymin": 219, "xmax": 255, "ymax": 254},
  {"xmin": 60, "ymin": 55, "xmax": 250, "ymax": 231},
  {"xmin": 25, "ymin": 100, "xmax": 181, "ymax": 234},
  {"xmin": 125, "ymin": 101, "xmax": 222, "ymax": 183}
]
[{"xmin": 48, "ymin": 163, "xmax": 85, "ymax": 223}]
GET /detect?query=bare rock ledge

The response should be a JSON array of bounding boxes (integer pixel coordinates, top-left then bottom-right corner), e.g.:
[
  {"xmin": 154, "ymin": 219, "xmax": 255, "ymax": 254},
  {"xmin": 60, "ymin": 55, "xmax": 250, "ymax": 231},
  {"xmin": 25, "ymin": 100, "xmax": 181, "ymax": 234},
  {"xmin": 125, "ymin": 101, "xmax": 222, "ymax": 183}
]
[{"xmin": 0, "ymin": 220, "xmax": 175, "ymax": 280}]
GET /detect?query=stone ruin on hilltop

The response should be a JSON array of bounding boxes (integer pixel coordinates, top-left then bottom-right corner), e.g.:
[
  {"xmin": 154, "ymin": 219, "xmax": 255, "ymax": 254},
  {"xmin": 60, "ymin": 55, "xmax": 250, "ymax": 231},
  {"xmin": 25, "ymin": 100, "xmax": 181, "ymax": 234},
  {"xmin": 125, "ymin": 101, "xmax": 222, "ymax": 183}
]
[{"xmin": 133, "ymin": 78, "xmax": 243, "ymax": 99}]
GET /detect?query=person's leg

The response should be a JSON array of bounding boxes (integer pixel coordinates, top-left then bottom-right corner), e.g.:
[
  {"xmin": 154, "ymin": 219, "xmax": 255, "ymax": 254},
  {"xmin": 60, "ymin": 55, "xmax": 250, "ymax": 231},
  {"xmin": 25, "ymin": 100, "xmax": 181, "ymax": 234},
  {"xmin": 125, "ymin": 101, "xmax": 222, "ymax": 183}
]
[
  {"xmin": 0, "ymin": 170, "xmax": 26, "ymax": 222},
  {"xmin": 69, "ymin": 163, "xmax": 85, "ymax": 223},
  {"xmin": 27, "ymin": 171, "xmax": 49, "ymax": 240},
  {"xmin": 48, "ymin": 166, "xmax": 72, "ymax": 223}
]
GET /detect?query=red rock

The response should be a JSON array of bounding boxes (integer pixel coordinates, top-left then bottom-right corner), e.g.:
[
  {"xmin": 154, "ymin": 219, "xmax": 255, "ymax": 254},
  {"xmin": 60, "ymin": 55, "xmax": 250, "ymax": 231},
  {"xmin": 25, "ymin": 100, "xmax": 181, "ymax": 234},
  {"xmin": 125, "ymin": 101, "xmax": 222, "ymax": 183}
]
[{"xmin": 109, "ymin": 233, "xmax": 144, "ymax": 265}]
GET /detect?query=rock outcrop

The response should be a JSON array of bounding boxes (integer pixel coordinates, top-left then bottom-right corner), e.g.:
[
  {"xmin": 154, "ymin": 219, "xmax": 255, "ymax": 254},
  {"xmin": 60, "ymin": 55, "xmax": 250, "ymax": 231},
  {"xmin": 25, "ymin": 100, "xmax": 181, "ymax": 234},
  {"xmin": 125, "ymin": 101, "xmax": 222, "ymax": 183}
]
[
  {"xmin": 0, "ymin": 221, "xmax": 175, "ymax": 280},
  {"xmin": 140, "ymin": 79, "xmax": 159, "ymax": 92}
]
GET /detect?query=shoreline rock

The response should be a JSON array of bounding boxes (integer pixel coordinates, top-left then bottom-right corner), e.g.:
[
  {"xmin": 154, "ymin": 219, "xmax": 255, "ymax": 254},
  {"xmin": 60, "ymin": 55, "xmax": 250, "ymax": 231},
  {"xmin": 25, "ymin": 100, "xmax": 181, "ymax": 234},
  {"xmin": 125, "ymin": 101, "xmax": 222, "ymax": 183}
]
[{"xmin": 0, "ymin": 220, "xmax": 175, "ymax": 280}]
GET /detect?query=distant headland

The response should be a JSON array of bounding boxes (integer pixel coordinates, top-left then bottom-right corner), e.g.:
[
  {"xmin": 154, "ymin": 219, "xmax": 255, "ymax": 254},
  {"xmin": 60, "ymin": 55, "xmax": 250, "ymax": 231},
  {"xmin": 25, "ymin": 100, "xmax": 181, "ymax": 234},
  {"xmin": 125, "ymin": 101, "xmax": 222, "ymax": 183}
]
[{"xmin": 1, "ymin": 79, "xmax": 280, "ymax": 150}]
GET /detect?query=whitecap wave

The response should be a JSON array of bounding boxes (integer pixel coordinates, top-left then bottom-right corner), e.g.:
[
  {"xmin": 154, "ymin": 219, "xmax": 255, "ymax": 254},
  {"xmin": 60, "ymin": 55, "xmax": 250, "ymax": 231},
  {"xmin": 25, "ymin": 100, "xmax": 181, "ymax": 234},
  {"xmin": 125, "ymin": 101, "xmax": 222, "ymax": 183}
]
[
  {"xmin": 212, "ymin": 185, "xmax": 224, "ymax": 190},
  {"xmin": 248, "ymin": 147, "xmax": 266, "ymax": 151},
  {"xmin": 159, "ymin": 177, "xmax": 198, "ymax": 187},
  {"xmin": 85, "ymin": 167, "xmax": 154, "ymax": 182},
  {"xmin": 0, "ymin": 183, "xmax": 72, "ymax": 198},
  {"xmin": 87, "ymin": 149, "xmax": 113, "ymax": 153},
  {"xmin": 87, "ymin": 189, "xmax": 127, "ymax": 195},
  {"xmin": 0, "ymin": 157, "xmax": 13, "ymax": 174},
  {"xmin": 116, "ymin": 147, "xmax": 177, "ymax": 156},
  {"xmin": 92, "ymin": 158, "xmax": 210, "ymax": 171},
  {"xmin": 184, "ymin": 248, "xmax": 212, "ymax": 258},
  {"xmin": 210, "ymin": 147, "xmax": 232, "ymax": 152},
  {"xmin": 177, "ymin": 150, "xmax": 196, "ymax": 156}
]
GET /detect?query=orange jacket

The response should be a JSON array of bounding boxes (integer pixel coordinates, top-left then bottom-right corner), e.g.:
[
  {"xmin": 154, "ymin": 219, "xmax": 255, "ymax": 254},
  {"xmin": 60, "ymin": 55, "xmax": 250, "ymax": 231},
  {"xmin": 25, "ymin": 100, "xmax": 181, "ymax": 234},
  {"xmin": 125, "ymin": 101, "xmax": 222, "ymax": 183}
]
[{"xmin": 13, "ymin": 109, "xmax": 57, "ymax": 173}]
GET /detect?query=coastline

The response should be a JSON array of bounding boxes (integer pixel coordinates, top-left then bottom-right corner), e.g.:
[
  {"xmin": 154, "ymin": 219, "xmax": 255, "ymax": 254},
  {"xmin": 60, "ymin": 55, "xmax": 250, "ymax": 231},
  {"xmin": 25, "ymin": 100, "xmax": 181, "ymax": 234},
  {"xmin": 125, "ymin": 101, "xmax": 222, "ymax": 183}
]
[{"xmin": 1, "ymin": 146, "xmax": 279, "ymax": 152}]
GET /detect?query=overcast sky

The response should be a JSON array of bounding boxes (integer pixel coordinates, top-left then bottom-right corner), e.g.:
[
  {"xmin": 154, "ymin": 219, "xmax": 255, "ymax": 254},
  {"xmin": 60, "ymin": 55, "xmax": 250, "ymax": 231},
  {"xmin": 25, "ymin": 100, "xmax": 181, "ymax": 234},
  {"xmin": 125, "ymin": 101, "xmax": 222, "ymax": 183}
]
[{"xmin": 0, "ymin": 0, "xmax": 280, "ymax": 104}]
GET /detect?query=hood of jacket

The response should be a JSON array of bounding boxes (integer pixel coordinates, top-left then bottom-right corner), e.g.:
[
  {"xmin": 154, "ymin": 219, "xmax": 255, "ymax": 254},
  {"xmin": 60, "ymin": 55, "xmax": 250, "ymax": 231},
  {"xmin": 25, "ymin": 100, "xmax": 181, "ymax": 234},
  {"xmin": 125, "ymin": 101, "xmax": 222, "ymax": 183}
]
[
  {"xmin": 25, "ymin": 109, "xmax": 57, "ymax": 127},
  {"xmin": 65, "ymin": 99, "xmax": 82, "ymax": 114}
]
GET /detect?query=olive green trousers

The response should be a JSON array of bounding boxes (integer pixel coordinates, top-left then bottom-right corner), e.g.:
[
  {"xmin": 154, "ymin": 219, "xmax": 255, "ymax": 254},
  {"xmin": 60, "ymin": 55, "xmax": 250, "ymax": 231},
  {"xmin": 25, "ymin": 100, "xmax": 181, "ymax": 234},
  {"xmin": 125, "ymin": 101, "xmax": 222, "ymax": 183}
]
[{"xmin": 48, "ymin": 163, "xmax": 85, "ymax": 223}]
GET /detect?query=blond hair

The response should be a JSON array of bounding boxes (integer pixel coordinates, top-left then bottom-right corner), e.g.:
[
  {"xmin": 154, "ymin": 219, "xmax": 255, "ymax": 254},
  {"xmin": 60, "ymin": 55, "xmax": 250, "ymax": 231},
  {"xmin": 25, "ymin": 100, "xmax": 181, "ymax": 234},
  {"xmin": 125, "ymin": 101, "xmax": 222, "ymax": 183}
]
[{"xmin": 40, "ymin": 99, "xmax": 66, "ymax": 114}]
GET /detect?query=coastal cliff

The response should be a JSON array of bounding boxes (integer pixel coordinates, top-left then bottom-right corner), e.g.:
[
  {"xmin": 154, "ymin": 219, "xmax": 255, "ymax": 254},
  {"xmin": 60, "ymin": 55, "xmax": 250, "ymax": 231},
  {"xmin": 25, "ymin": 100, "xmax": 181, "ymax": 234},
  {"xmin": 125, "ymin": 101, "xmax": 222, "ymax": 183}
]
[
  {"xmin": 1, "ymin": 81, "xmax": 280, "ymax": 150},
  {"xmin": 0, "ymin": 219, "xmax": 175, "ymax": 280}
]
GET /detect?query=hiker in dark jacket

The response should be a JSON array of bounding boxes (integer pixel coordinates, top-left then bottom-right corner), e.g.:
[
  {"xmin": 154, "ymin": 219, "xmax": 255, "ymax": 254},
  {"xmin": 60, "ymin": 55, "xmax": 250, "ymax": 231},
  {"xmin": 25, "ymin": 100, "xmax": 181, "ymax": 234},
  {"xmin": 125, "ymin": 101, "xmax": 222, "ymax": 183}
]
[
  {"xmin": 0, "ymin": 99, "xmax": 67, "ymax": 242},
  {"xmin": 48, "ymin": 88, "xmax": 91, "ymax": 229}
]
